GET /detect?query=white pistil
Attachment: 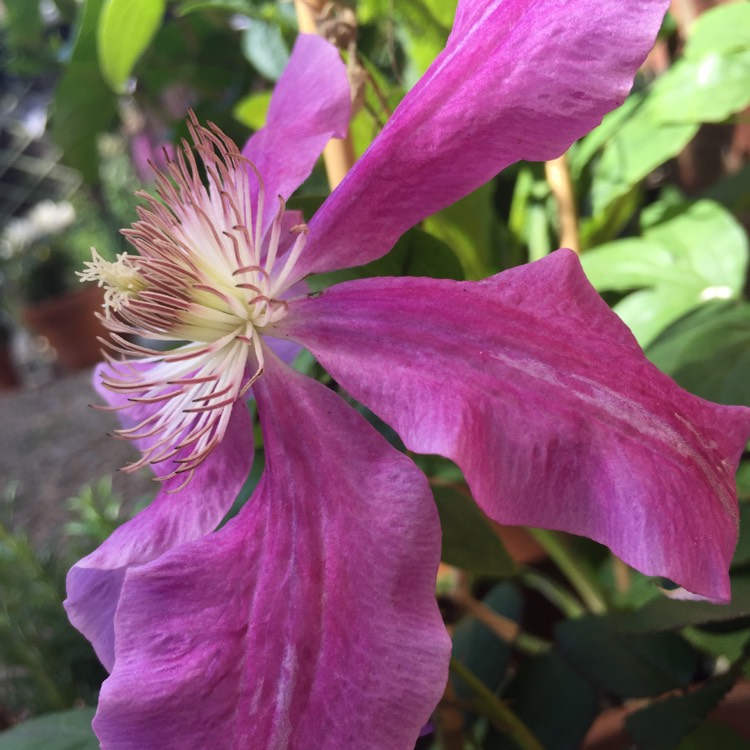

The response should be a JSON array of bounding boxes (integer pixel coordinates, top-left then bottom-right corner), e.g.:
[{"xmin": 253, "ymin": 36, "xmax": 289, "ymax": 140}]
[
  {"xmin": 79, "ymin": 250, "xmax": 146, "ymax": 315},
  {"xmin": 88, "ymin": 113, "xmax": 307, "ymax": 482}
]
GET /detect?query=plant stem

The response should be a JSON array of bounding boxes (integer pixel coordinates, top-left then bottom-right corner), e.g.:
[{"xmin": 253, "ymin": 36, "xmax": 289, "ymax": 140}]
[
  {"xmin": 528, "ymin": 529, "xmax": 608, "ymax": 614},
  {"xmin": 450, "ymin": 659, "xmax": 544, "ymax": 750},
  {"xmin": 293, "ymin": 0, "xmax": 357, "ymax": 190},
  {"xmin": 545, "ymin": 152, "xmax": 580, "ymax": 253},
  {"xmin": 519, "ymin": 567, "xmax": 587, "ymax": 618},
  {"xmin": 458, "ymin": 593, "xmax": 551, "ymax": 654}
]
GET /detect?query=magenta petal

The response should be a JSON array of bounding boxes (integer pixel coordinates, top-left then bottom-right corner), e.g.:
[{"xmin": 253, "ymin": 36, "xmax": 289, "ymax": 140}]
[
  {"xmin": 242, "ymin": 34, "xmax": 350, "ymax": 232},
  {"xmin": 65, "ymin": 401, "xmax": 252, "ymax": 670},
  {"xmin": 292, "ymin": 0, "xmax": 669, "ymax": 280},
  {"xmin": 91, "ymin": 356, "xmax": 450, "ymax": 749},
  {"xmin": 276, "ymin": 250, "xmax": 750, "ymax": 602}
]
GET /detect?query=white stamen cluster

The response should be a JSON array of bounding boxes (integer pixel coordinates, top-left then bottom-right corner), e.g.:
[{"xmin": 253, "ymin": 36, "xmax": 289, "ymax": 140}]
[{"xmin": 87, "ymin": 113, "xmax": 307, "ymax": 486}]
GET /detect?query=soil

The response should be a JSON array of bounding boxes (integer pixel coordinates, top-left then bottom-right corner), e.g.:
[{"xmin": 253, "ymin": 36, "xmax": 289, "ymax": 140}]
[{"xmin": 0, "ymin": 368, "xmax": 154, "ymax": 548}]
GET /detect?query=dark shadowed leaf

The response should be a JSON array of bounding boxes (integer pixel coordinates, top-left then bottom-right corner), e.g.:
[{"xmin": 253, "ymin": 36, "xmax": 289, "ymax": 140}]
[
  {"xmin": 556, "ymin": 616, "xmax": 700, "ymax": 697},
  {"xmin": 678, "ymin": 720, "xmax": 750, "ymax": 750},
  {"xmin": 433, "ymin": 486, "xmax": 515, "ymax": 577},
  {"xmin": 452, "ymin": 581, "xmax": 521, "ymax": 707},
  {"xmin": 625, "ymin": 673, "xmax": 737, "ymax": 750},
  {"xmin": 486, "ymin": 652, "xmax": 598, "ymax": 750}
]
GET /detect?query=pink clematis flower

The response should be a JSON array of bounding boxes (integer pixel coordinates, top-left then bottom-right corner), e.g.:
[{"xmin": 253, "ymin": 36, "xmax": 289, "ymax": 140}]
[{"xmin": 67, "ymin": 1, "xmax": 750, "ymax": 748}]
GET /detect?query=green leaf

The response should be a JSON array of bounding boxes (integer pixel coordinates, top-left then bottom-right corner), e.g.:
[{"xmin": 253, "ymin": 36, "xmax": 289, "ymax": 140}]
[
  {"xmin": 733, "ymin": 504, "xmax": 750, "ymax": 568},
  {"xmin": 394, "ymin": 0, "xmax": 457, "ymax": 84},
  {"xmin": 175, "ymin": 0, "xmax": 254, "ymax": 14},
  {"xmin": 625, "ymin": 673, "xmax": 737, "ymax": 750},
  {"xmin": 590, "ymin": 95, "xmax": 697, "ymax": 213},
  {"xmin": 611, "ymin": 577, "xmax": 750, "ymax": 634},
  {"xmin": 433, "ymin": 486, "xmax": 515, "ymax": 577},
  {"xmin": 241, "ymin": 20, "xmax": 289, "ymax": 81},
  {"xmin": 556, "ymin": 616, "xmax": 700, "ymax": 697},
  {"xmin": 588, "ymin": 4, "xmax": 750, "ymax": 210},
  {"xmin": 581, "ymin": 201, "xmax": 748, "ymax": 346},
  {"xmin": 650, "ymin": 51, "xmax": 750, "ymax": 125},
  {"xmin": 451, "ymin": 582, "xmax": 522, "ymax": 716},
  {"xmin": 233, "ymin": 91, "xmax": 272, "ymax": 131},
  {"xmin": 570, "ymin": 93, "xmax": 644, "ymax": 179},
  {"xmin": 52, "ymin": 0, "xmax": 118, "ymax": 183},
  {"xmin": 682, "ymin": 627, "xmax": 749, "ymax": 662},
  {"xmin": 0, "ymin": 708, "xmax": 98, "ymax": 750},
  {"xmin": 309, "ymin": 226, "xmax": 465, "ymax": 290},
  {"xmin": 485, "ymin": 652, "xmax": 598, "ymax": 750},
  {"xmin": 97, "ymin": 0, "xmax": 165, "ymax": 92},
  {"xmin": 647, "ymin": 301, "xmax": 750, "ymax": 406},
  {"xmin": 684, "ymin": 3, "xmax": 750, "ymax": 59},
  {"xmin": 678, "ymin": 720, "xmax": 750, "ymax": 750},
  {"xmin": 423, "ymin": 182, "xmax": 499, "ymax": 279}
]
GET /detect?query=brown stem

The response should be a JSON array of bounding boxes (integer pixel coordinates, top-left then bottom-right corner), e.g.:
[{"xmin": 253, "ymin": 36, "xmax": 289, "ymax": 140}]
[
  {"xmin": 545, "ymin": 153, "xmax": 580, "ymax": 254},
  {"xmin": 293, "ymin": 0, "xmax": 357, "ymax": 190}
]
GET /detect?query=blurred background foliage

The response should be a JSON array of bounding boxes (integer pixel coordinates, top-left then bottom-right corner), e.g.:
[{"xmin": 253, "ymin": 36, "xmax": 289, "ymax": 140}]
[{"xmin": 1, "ymin": 0, "xmax": 750, "ymax": 748}]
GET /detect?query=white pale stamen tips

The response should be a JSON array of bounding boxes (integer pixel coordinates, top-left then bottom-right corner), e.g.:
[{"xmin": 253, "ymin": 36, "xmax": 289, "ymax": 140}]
[{"xmin": 88, "ymin": 113, "xmax": 306, "ymax": 485}]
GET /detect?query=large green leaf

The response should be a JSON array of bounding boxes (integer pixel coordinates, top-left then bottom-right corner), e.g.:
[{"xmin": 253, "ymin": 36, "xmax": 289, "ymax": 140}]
[
  {"xmin": 625, "ymin": 673, "xmax": 737, "ymax": 750},
  {"xmin": 485, "ymin": 652, "xmax": 598, "ymax": 750},
  {"xmin": 590, "ymin": 97, "xmax": 697, "ymax": 214},
  {"xmin": 684, "ymin": 2, "xmax": 750, "ymax": 59},
  {"xmin": 650, "ymin": 51, "xmax": 750, "ymax": 125},
  {"xmin": 556, "ymin": 616, "xmax": 700, "ymax": 697},
  {"xmin": 581, "ymin": 201, "xmax": 748, "ymax": 346},
  {"xmin": 52, "ymin": 0, "xmax": 118, "ymax": 183},
  {"xmin": 647, "ymin": 301, "xmax": 750, "ymax": 406},
  {"xmin": 612, "ymin": 577, "xmax": 750, "ymax": 634},
  {"xmin": 0, "ymin": 709, "xmax": 98, "ymax": 750},
  {"xmin": 97, "ymin": 0, "xmax": 165, "ymax": 92},
  {"xmin": 433, "ymin": 486, "xmax": 515, "ymax": 577},
  {"xmin": 590, "ymin": 3, "xmax": 750, "ymax": 211}
]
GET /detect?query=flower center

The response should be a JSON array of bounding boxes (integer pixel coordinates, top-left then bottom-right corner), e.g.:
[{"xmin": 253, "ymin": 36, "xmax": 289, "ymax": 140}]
[{"xmin": 86, "ymin": 114, "xmax": 307, "ymax": 486}]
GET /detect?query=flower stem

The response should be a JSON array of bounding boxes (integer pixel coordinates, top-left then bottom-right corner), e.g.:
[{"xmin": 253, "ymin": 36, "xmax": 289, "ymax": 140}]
[
  {"xmin": 450, "ymin": 659, "xmax": 544, "ymax": 750},
  {"xmin": 293, "ymin": 0, "xmax": 357, "ymax": 190},
  {"xmin": 527, "ymin": 529, "xmax": 608, "ymax": 614},
  {"xmin": 458, "ymin": 592, "xmax": 551, "ymax": 654},
  {"xmin": 545, "ymin": 152, "xmax": 580, "ymax": 253},
  {"xmin": 518, "ymin": 567, "xmax": 587, "ymax": 618}
]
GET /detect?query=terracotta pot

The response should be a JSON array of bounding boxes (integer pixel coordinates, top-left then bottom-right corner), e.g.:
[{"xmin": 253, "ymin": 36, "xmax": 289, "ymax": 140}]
[{"xmin": 22, "ymin": 284, "xmax": 107, "ymax": 371}]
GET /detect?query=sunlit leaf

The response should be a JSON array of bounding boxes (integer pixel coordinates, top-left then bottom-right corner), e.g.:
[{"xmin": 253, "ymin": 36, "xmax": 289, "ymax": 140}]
[
  {"xmin": 581, "ymin": 201, "xmax": 748, "ymax": 346},
  {"xmin": 97, "ymin": 0, "xmax": 165, "ymax": 92},
  {"xmin": 684, "ymin": 2, "xmax": 750, "ymax": 59},
  {"xmin": 647, "ymin": 302, "xmax": 750, "ymax": 406},
  {"xmin": 233, "ymin": 91, "xmax": 272, "ymax": 131}
]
